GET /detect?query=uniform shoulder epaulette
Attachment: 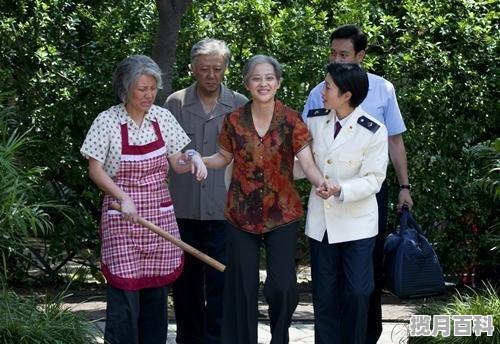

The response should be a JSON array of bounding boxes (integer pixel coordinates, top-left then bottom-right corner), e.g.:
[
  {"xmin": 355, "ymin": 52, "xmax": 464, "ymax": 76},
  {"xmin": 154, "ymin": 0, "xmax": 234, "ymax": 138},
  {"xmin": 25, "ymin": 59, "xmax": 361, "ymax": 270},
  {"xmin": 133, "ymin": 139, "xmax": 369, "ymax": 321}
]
[
  {"xmin": 307, "ymin": 108, "xmax": 330, "ymax": 118},
  {"xmin": 357, "ymin": 116, "xmax": 380, "ymax": 133}
]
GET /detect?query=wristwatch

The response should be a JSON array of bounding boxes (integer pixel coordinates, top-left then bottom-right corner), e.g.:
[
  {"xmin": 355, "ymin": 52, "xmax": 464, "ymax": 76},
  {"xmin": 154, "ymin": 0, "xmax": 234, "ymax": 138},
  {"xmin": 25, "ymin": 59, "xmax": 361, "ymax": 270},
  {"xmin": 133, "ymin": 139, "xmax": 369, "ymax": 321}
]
[
  {"xmin": 185, "ymin": 149, "xmax": 200, "ymax": 161},
  {"xmin": 400, "ymin": 184, "xmax": 411, "ymax": 190}
]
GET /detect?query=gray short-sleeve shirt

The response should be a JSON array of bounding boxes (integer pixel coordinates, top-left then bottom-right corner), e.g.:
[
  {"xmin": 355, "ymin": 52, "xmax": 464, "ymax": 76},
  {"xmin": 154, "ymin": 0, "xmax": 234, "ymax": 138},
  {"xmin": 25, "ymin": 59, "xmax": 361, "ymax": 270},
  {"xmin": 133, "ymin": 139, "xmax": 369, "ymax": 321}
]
[{"xmin": 165, "ymin": 83, "xmax": 248, "ymax": 220}]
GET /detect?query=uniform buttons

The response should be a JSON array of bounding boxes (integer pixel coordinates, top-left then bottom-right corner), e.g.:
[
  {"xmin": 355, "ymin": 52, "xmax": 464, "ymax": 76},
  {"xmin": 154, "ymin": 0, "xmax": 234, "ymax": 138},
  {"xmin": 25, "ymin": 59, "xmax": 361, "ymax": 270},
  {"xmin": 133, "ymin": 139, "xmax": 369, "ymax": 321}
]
[
  {"xmin": 204, "ymin": 140, "xmax": 208, "ymax": 144},
  {"xmin": 325, "ymin": 175, "xmax": 329, "ymax": 179},
  {"xmin": 325, "ymin": 204, "xmax": 331, "ymax": 209},
  {"xmin": 327, "ymin": 159, "xmax": 332, "ymax": 164},
  {"xmin": 202, "ymin": 184, "xmax": 206, "ymax": 188}
]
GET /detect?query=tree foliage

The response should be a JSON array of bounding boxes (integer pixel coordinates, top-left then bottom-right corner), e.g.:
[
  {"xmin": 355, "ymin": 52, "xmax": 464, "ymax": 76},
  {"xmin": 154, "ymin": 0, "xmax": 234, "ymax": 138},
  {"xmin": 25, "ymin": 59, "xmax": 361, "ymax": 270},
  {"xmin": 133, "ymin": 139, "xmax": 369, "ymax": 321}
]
[{"xmin": 0, "ymin": 0, "xmax": 498, "ymax": 283}]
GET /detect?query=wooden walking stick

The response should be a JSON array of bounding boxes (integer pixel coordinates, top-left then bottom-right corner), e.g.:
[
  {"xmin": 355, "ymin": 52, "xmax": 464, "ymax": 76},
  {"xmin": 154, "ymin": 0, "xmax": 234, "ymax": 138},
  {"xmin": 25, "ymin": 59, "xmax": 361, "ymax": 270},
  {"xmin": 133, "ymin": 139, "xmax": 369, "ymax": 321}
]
[{"xmin": 110, "ymin": 203, "xmax": 226, "ymax": 272}]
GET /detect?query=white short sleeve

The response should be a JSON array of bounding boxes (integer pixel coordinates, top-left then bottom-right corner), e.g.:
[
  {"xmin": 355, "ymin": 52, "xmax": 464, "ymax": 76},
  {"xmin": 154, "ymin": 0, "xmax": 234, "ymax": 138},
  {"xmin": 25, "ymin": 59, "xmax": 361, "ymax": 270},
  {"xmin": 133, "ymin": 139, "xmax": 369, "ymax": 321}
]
[{"xmin": 80, "ymin": 112, "xmax": 111, "ymax": 163}]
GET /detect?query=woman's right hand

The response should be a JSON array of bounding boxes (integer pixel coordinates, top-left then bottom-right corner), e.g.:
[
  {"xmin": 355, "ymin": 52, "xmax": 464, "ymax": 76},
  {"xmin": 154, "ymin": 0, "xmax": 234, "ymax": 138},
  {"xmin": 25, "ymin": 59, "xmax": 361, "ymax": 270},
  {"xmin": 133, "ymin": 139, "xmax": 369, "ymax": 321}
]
[{"xmin": 120, "ymin": 195, "xmax": 138, "ymax": 223}]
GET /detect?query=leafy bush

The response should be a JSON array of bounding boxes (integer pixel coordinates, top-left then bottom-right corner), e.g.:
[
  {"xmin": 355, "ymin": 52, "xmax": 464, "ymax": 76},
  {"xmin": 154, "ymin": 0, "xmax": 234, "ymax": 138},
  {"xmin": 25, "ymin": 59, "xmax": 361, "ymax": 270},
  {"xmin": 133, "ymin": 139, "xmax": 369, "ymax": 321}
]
[
  {"xmin": 468, "ymin": 139, "xmax": 500, "ymax": 202},
  {"xmin": 0, "ymin": 97, "xmax": 73, "ymax": 282},
  {"xmin": 0, "ymin": 288, "xmax": 100, "ymax": 343},
  {"xmin": 365, "ymin": 0, "xmax": 499, "ymax": 282},
  {"xmin": 408, "ymin": 283, "xmax": 500, "ymax": 343}
]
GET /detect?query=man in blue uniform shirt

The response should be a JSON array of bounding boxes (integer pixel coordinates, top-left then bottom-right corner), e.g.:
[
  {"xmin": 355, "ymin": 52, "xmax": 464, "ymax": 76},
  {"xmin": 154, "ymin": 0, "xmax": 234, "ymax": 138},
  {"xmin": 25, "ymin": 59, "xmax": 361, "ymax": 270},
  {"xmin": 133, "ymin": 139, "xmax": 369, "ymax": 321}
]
[{"xmin": 302, "ymin": 24, "xmax": 414, "ymax": 343}]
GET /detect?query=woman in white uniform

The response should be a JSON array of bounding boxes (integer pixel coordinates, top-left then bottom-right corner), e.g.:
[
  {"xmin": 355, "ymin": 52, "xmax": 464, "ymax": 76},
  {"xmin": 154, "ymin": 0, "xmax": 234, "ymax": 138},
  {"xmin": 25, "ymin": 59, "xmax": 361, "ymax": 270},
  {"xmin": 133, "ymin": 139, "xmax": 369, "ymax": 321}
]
[{"xmin": 305, "ymin": 63, "xmax": 388, "ymax": 344}]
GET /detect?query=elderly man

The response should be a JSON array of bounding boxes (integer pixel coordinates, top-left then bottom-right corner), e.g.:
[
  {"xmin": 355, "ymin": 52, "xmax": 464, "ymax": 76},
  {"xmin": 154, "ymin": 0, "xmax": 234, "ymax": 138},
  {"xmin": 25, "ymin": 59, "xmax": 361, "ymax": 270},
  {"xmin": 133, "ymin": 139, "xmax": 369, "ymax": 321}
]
[
  {"xmin": 302, "ymin": 25, "xmax": 414, "ymax": 344},
  {"xmin": 164, "ymin": 38, "xmax": 247, "ymax": 344}
]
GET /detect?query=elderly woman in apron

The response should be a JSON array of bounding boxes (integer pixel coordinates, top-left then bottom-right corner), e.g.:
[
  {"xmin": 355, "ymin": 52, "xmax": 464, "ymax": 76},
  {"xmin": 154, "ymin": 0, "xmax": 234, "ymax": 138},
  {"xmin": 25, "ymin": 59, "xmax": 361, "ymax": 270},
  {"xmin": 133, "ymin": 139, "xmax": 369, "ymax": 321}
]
[{"xmin": 81, "ymin": 55, "xmax": 207, "ymax": 344}]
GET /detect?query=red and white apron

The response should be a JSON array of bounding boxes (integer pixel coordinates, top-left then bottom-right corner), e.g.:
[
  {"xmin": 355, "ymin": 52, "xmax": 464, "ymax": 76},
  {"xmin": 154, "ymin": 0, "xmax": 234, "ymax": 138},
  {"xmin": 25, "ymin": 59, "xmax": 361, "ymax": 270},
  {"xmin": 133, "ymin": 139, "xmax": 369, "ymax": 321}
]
[{"xmin": 100, "ymin": 120, "xmax": 183, "ymax": 291}]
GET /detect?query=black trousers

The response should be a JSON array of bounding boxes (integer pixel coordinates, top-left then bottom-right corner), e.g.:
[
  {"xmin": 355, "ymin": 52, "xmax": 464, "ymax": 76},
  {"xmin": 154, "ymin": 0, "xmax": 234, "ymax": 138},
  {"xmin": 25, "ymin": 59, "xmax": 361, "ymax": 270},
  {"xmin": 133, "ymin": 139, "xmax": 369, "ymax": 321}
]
[
  {"xmin": 310, "ymin": 235, "xmax": 375, "ymax": 344},
  {"xmin": 104, "ymin": 284, "xmax": 169, "ymax": 344},
  {"xmin": 365, "ymin": 180, "xmax": 389, "ymax": 344},
  {"xmin": 172, "ymin": 219, "xmax": 226, "ymax": 344},
  {"xmin": 222, "ymin": 222, "xmax": 299, "ymax": 344}
]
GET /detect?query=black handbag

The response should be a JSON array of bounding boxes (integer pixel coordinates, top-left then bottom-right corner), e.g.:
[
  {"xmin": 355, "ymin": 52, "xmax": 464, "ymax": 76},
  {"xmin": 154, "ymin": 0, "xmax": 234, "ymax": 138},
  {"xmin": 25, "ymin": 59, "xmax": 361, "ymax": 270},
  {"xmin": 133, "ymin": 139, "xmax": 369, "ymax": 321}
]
[{"xmin": 383, "ymin": 207, "xmax": 445, "ymax": 298}]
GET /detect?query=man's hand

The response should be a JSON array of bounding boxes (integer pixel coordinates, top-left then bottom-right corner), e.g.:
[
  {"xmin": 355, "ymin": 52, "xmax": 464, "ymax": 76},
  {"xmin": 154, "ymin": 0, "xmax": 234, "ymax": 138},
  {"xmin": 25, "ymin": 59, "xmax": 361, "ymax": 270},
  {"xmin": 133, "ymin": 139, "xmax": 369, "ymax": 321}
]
[{"xmin": 397, "ymin": 189, "xmax": 413, "ymax": 211}]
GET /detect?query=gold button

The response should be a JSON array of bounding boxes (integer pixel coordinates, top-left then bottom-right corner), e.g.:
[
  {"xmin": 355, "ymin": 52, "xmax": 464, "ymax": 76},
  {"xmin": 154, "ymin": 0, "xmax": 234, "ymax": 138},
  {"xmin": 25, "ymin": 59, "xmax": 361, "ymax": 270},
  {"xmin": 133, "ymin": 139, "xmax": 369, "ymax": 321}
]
[
  {"xmin": 325, "ymin": 204, "xmax": 331, "ymax": 209},
  {"xmin": 327, "ymin": 159, "xmax": 332, "ymax": 164}
]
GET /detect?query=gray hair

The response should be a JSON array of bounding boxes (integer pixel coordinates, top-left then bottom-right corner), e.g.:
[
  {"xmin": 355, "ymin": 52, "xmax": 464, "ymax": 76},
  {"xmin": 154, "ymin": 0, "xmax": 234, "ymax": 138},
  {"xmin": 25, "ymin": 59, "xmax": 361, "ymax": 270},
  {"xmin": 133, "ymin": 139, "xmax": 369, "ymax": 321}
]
[
  {"xmin": 190, "ymin": 38, "xmax": 231, "ymax": 68},
  {"xmin": 112, "ymin": 55, "xmax": 163, "ymax": 103},
  {"xmin": 242, "ymin": 55, "xmax": 283, "ymax": 85}
]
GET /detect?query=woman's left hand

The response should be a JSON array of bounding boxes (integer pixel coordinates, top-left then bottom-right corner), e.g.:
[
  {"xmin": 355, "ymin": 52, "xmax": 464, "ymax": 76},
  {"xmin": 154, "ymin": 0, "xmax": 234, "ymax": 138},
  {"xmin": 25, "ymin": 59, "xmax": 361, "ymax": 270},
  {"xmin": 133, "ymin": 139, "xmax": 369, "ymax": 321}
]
[{"xmin": 316, "ymin": 181, "xmax": 341, "ymax": 199}]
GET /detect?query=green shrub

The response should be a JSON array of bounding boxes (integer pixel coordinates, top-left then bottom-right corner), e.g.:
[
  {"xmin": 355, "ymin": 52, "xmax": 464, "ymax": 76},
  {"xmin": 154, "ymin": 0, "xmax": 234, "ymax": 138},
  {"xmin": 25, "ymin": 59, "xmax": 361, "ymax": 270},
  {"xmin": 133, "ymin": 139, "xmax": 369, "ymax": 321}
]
[
  {"xmin": 408, "ymin": 283, "xmax": 500, "ymax": 343},
  {"xmin": 0, "ymin": 97, "xmax": 74, "ymax": 282},
  {"xmin": 0, "ymin": 288, "xmax": 100, "ymax": 344}
]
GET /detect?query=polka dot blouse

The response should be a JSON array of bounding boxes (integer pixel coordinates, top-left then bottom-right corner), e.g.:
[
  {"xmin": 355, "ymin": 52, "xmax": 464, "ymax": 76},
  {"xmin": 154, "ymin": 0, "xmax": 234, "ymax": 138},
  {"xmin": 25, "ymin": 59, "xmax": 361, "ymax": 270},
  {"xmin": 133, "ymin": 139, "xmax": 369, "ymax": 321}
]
[{"xmin": 80, "ymin": 104, "xmax": 190, "ymax": 178}]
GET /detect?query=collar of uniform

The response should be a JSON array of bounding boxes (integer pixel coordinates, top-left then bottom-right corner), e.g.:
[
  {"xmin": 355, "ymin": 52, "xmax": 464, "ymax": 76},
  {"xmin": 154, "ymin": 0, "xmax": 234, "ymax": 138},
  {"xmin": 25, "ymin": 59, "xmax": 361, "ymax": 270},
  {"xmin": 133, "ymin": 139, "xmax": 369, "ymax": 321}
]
[
  {"xmin": 118, "ymin": 103, "xmax": 156, "ymax": 126},
  {"xmin": 367, "ymin": 72, "xmax": 375, "ymax": 91},
  {"xmin": 337, "ymin": 112, "xmax": 352, "ymax": 127},
  {"xmin": 333, "ymin": 106, "xmax": 362, "ymax": 131}
]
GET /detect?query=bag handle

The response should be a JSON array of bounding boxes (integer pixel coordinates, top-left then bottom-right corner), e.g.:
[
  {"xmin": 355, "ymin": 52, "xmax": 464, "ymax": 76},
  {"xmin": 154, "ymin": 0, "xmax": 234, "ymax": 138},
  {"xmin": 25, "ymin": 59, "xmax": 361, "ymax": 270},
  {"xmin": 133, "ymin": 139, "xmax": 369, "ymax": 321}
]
[{"xmin": 399, "ymin": 205, "xmax": 423, "ymax": 234}]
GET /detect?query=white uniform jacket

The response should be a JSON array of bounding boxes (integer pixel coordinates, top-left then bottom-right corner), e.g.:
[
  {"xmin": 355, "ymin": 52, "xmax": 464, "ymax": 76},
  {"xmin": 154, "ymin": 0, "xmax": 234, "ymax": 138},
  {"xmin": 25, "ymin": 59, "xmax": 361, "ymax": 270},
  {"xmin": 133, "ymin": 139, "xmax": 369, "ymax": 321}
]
[{"xmin": 305, "ymin": 106, "xmax": 388, "ymax": 244}]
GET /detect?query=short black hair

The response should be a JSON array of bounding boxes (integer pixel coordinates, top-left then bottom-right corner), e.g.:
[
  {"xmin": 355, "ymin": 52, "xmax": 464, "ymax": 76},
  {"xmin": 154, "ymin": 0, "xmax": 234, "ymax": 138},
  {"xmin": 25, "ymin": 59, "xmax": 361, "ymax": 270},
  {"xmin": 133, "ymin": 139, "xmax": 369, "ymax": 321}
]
[
  {"xmin": 326, "ymin": 63, "xmax": 368, "ymax": 108},
  {"xmin": 329, "ymin": 24, "xmax": 367, "ymax": 54}
]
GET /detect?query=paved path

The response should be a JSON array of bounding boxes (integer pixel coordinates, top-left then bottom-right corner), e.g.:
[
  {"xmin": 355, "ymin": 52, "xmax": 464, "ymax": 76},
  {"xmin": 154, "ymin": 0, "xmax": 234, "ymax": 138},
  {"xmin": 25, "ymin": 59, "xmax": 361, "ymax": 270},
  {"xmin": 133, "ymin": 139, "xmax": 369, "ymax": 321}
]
[
  {"xmin": 65, "ymin": 268, "xmax": 422, "ymax": 343},
  {"xmin": 68, "ymin": 291, "xmax": 418, "ymax": 343},
  {"xmin": 89, "ymin": 321, "xmax": 409, "ymax": 344}
]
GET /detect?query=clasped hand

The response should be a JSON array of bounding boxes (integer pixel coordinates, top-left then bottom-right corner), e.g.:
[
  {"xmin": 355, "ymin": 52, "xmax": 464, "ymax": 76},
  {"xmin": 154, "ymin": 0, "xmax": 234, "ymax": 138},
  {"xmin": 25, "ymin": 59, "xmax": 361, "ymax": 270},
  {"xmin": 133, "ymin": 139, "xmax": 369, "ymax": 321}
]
[{"xmin": 315, "ymin": 180, "xmax": 341, "ymax": 200}]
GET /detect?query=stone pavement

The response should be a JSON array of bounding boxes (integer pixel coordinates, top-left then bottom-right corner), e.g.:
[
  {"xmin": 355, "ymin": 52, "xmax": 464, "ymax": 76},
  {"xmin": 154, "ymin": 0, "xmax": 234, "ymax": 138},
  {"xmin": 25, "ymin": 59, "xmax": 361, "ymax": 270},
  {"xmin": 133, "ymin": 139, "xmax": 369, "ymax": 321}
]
[
  {"xmin": 65, "ymin": 267, "xmax": 423, "ymax": 343},
  {"xmin": 67, "ymin": 289, "xmax": 419, "ymax": 343}
]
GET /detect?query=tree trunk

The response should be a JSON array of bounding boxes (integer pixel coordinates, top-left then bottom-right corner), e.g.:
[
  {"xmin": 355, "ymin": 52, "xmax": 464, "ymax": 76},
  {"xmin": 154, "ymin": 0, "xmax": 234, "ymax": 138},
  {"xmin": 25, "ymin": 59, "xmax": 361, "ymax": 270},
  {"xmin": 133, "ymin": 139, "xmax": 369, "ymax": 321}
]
[{"xmin": 152, "ymin": 0, "xmax": 193, "ymax": 105}]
